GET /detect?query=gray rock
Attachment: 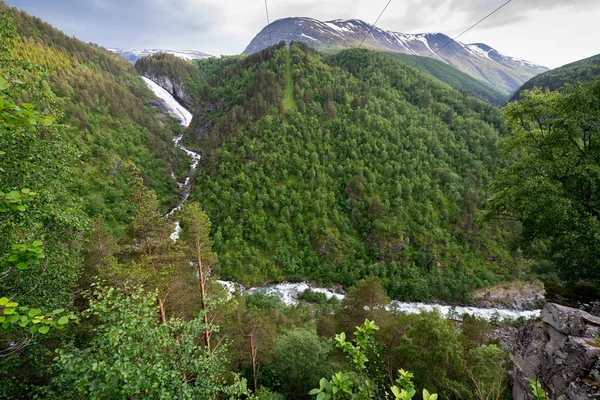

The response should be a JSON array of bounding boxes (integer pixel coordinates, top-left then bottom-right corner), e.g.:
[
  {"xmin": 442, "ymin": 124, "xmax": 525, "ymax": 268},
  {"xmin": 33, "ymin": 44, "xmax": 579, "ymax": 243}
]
[
  {"xmin": 143, "ymin": 74, "xmax": 194, "ymax": 109},
  {"xmin": 542, "ymin": 303, "xmax": 600, "ymax": 336},
  {"xmin": 511, "ymin": 303, "xmax": 600, "ymax": 399}
]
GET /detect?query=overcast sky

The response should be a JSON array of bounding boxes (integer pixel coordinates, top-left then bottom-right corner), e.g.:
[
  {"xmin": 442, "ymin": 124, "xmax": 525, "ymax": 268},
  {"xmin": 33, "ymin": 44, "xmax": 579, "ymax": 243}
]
[{"xmin": 7, "ymin": 0, "xmax": 600, "ymax": 68}]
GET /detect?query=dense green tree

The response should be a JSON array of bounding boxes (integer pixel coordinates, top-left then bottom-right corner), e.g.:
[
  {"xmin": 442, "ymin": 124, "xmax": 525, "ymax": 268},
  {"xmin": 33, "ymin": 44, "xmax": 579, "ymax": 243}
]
[
  {"xmin": 187, "ymin": 43, "xmax": 521, "ymax": 302},
  {"xmin": 485, "ymin": 80, "xmax": 600, "ymax": 287},
  {"xmin": 50, "ymin": 285, "xmax": 242, "ymax": 399},
  {"xmin": 3, "ymin": 3, "xmax": 186, "ymax": 233},
  {"xmin": 0, "ymin": 13, "xmax": 84, "ymax": 396},
  {"xmin": 270, "ymin": 328, "xmax": 333, "ymax": 399}
]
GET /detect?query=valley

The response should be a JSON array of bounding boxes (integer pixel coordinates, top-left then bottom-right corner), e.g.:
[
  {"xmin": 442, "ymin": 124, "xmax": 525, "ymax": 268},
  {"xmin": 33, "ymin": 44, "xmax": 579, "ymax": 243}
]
[{"xmin": 2, "ymin": 1, "xmax": 600, "ymax": 399}]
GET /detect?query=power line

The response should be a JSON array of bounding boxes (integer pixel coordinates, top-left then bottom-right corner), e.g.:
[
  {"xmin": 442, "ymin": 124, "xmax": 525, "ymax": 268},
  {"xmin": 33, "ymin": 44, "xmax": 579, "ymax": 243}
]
[
  {"xmin": 428, "ymin": 0, "xmax": 514, "ymax": 58},
  {"xmin": 358, "ymin": 0, "xmax": 393, "ymax": 48},
  {"xmin": 264, "ymin": 0, "xmax": 274, "ymax": 46}
]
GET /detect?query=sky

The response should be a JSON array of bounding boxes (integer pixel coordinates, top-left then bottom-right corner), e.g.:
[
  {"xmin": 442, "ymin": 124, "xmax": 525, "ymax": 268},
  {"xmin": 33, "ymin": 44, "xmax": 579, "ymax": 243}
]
[{"xmin": 6, "ymin": 0, "xmax": 600, "ymax": 68}]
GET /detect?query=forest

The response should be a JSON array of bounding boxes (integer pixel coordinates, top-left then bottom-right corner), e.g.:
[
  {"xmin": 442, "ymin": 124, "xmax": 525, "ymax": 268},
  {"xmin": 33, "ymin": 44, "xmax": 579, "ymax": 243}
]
[
  {"xmin": 185, "ymin": 42, "xmax": 520, "ymax": 302},
  {"xmin": 2, "ymin": 1, "xmax": 600, "ymax": 399}
]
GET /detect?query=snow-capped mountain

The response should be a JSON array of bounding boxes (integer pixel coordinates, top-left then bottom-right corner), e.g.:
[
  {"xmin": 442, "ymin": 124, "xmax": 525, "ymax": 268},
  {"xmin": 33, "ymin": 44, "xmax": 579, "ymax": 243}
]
[
  {"xmin": 108, "ymin": 48, "xmax": 212, "ymax": 63},
  {"xmin": 243, "ymin": 17, "xmax": 548, "ymax": 95}
]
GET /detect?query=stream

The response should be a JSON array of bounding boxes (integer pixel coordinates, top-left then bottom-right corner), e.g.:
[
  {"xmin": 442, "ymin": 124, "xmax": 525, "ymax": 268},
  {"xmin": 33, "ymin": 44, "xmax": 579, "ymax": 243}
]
[{"xmin": 141, "ymin": 75, "xmax": 541, "ymax": 322}]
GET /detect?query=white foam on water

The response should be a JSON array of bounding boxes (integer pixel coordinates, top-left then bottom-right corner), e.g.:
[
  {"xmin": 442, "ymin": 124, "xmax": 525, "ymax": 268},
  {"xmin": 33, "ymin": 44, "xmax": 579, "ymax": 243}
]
[{"xmin": 218, "ymin": 281, "xmax": 540, "ymax": 320}]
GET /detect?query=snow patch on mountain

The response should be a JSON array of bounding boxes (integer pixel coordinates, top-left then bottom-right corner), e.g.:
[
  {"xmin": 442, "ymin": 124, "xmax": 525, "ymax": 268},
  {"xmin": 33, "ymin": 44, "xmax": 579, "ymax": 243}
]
[{"xmin": 109, "ymin": 48, "xmax": 212, "ymax": 63}]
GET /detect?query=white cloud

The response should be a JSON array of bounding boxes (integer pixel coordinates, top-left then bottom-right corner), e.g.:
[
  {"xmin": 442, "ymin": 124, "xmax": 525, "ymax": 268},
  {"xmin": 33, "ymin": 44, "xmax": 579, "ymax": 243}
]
[{"xmin": 7, "ymin": 0, "xmax": 600, "ymax": 67}]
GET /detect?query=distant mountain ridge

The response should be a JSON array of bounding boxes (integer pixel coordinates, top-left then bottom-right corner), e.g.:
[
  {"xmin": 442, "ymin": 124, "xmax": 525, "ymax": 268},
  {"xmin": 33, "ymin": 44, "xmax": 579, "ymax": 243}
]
[
  {"xmin": 243, "ymin": 17, "xmax": 548, "ymax": 96},
  {"xmin": 511, "ymin": 52, "xmax": 600, "ymax": 101},
  {"xmin": 108, "ymin": 48, "xmax": 212, "ymax": 63}
]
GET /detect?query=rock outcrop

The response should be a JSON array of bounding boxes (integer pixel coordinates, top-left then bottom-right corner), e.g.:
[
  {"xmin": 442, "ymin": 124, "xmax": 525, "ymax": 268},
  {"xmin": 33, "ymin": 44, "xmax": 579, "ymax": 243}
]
[
  {"xmin": 510, "ymin": 303, "xmax": 600, "ymax": 399},
  {"xmin": 142, "ymin": 74, "xmax": 194, "ymax": 110}
]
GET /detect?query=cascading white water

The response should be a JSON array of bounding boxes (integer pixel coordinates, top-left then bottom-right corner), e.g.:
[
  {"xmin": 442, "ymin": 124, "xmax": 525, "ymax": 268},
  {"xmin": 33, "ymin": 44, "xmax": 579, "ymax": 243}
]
[
  {"xmin": 217, "ymin": 280, "xmax": 541, "ymax": 321},
  {"xmin": 141, "ymin": 75, "xmax": 541, "ymax": 322},
  {"xmin": 141, "ymin": 76, "xmax": 199, "ymax": 241}
]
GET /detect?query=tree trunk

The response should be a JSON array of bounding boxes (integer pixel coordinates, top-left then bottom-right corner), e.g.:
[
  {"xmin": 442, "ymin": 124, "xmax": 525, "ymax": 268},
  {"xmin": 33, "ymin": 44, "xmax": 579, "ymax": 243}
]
[
  {"xmin": 195, "ymin": 237, "xmax": 211, "ymax": 352},
  {"xmin": 249, "ymin": 329, "xmax": 258, "ymax": 392}
]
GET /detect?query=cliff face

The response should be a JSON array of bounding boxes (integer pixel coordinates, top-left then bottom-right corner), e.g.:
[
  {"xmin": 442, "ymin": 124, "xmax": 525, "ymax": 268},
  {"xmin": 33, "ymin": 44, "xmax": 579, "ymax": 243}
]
[
  {"xmin": 510, "ymin": 303, "xmax": 600, "ymax": 399},
  {"xmin": 142, "ymin": 73, "xmax": 194, "ymax": 110}
]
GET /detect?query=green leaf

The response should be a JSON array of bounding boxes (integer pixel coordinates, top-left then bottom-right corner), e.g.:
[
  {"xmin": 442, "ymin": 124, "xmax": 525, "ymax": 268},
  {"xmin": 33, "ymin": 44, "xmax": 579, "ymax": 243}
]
[
  {"xmin": 30, "ymin": 325, "xmax": 38, "ymax": 334},
  {"xmin": 38, "ymin": 325, "xmax": 50, "ymax": 334},
  {"xmin": 28, "ymin": 309, "xmax": 41, "ymax": 317},
  {"xmin": 0, "ymin": 298, "xmax": 8, "ymax": 306},
  {"xmin": 16, "ymin": 262, "xmax": 29, "ymax": 270},
  {"xmin": 309, "ymin": 389, "xmax": 320, "ymax": 395},
  {"xmin": 5, "ymin": 302, "xmax": 18, "ymax": 308},
  {"xmin": 0, "ymin": 76, "xmax": 7, "ymax": 91},
  {"xmin": 316, "ymin": 392, "xmax": 326, "ymax": 400},
  {"xmin": 58, "ymin": 316, "xmax": 69, "ymax": 325},
  {"xmin": 32, "ymin": 240, "xmax": 43, "ymax": 247},
  {"xmin": 21, "ymin": 103, "xmax": 34, "ymax": 110}
]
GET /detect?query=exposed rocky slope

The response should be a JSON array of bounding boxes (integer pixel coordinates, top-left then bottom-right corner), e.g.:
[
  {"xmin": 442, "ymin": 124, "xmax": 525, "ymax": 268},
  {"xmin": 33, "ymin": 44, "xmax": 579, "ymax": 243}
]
[
  {"xmin": 510, "ymin": 303, "xmax": 600, "ymax": 399},
  {"xmin": 243, "ymin": 17, "xmax": 548, "ymax": 96},
  {"xmin": 134, "ymin": 53, "xmax": 201, "ymax": 109}
]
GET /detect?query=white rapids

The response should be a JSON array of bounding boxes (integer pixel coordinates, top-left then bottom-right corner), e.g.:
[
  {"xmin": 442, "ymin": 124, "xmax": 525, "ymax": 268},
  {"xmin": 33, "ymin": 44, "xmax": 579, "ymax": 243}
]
[
  {"xmin": 217, "ymin": 280, "xmax": 541, "ymax": 321},
  {"xmin": 140, "ymin": 75, "xmax": 199, "ymax": 241}
]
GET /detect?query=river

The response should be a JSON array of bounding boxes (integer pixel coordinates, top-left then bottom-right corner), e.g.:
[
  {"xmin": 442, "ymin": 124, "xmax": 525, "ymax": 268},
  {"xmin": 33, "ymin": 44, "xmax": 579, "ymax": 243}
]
[{"xmin": 140, "ymin": 75, "xmax": 541, "ymax": 322}]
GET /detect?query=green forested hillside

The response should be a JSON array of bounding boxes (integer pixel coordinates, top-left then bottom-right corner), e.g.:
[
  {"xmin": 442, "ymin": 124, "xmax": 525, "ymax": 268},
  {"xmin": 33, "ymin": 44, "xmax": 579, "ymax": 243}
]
[
  {"xmin": 187, "ymin": 43, "xmax": 521, "ymax": 302},
  {"xmin": 388, "ymin": 53, "xmax": 508, "ymax": 106},
  {"xmin": 4, "ymin": 4, "xmax": 185, "ymax": 233},
  {"xmin": 511, "ymin": 53, "xmax": 600, "ymax": 100}
]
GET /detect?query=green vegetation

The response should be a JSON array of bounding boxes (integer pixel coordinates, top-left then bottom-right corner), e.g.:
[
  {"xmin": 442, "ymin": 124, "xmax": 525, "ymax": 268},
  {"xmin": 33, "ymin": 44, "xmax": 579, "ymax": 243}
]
[
  {"xmin": 4, "ymin": 3, "xmax": 185, "ymax": 234},
  {"xmin": 310, "ymin": 320, "xmax": 438, "ymax": 400},
  {"xmin": 485, "ymin": 80, "xmax": 600, "ymax": 289},
  {"xmin": 283, "ymin": 48, "xmax": 297, "ymax": 111},
  {"xmin": 512, "ymin": 53, "xmax": 600, "ymax": 100},
  {"xmin": 5, "ymin": 3, "xmax": 600, "ymax": 397},
  {"xmin": 189, "ymin": 42, "xmax": 520, "ymax": 302},
  {"xmin": 388, "ymin": 53, "xmax": 508, "ymax": 106}
]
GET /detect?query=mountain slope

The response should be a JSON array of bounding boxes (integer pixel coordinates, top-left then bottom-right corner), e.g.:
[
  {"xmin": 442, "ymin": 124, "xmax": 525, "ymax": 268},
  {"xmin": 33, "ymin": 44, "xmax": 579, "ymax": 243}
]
[
  {"xmin": 243, "ymin": 17, "xmax": 548, "ymax": 96},
  {"xmin": 109, "ymin": 48, "xmax": 212, "ymax": 63},
  {"xmin": 387, "ymin": 53, "xmax": 508, "ymax": 105},
  {"xmin": 511, "ymin": 53, "xmax": 600, "ymax": 100},
  {"xmin": 183, "ymin": 43, "xmax": 521, "ymax": 302},
  {"xmin": 5, "ymin": 4, "xmax": 186, "ymax": 233}
]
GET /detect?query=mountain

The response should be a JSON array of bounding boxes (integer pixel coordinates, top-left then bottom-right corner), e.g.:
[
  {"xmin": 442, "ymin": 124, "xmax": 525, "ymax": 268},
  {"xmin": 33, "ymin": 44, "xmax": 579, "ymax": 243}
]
[
  {"xmin": 5, "ymin": 4, "xmax": 185, "ymax": 233},
  {"xmin": 243, "ymin": 17, "xmax": 548, "ymax": 96},
  {"xmin": 109, "ymin": 48, "xmax": 212, "ymax": 63},
  {"xmin": 387, "ymin": 53, "xmax": 508, "ymax": 105},
  {"xmin": 511, "ymin": 52, "xmax": 600, "ymax": 100},
  {"xmin": 181, "ymin": 43, "xmax": 522, "ymax": 302}
]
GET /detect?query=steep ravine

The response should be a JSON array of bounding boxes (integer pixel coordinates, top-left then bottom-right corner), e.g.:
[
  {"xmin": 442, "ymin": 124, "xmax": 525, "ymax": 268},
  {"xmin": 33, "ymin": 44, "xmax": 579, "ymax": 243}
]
[{"xmin": 140, "ymin": 74, "xmax": 542, "ymax": 321}]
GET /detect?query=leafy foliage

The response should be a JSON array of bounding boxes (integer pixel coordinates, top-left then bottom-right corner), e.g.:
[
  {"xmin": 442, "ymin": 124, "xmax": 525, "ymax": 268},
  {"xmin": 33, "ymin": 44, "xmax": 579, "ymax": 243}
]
[
  {"xmin": 485, "ymin": 80, "xmax": 600, "ymax": 286},
  {"xmin": 50, "ymin": 285, "xmax": 234, "ymax": 399},
  {"xmin": 310, "ymin": 319, "xmax": 438, "ymax": 400},
  {"xmin": 527, "ymin": 379, "xmax": 550, "ymax": 400}
]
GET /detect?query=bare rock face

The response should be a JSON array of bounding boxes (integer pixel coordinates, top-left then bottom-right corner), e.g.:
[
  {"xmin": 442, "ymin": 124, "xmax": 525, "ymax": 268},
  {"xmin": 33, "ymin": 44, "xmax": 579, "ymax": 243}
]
[
  {"xmin": 143, "ymin": 74, "xmax": 194, "ymax": 110},
  {"xmin": 510, "ymin": 303, "xmax": 600, "ymax": 399}
]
